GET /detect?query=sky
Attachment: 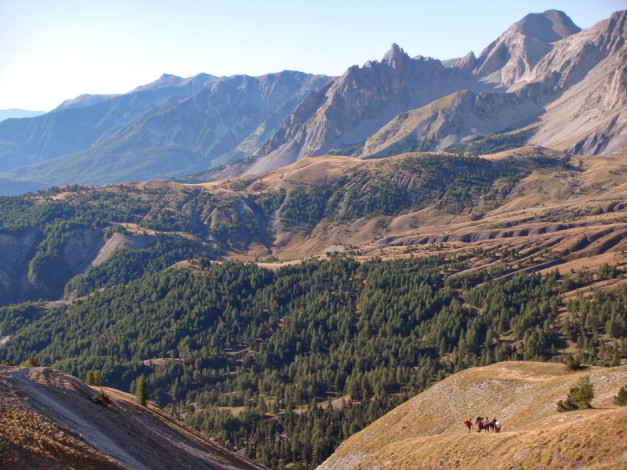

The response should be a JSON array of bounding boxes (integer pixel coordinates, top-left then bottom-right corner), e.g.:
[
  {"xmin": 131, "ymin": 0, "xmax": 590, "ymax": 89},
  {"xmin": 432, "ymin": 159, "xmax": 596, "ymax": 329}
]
[{"xmin": 1, "ymin": 0, "xmax": 624, "ymax": 111}]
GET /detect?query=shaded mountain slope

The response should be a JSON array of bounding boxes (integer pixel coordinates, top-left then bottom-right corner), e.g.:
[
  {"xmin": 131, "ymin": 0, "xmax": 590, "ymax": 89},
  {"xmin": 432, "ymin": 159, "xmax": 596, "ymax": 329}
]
[
  {"xmin": 319, "ymin": 362, "xmax": 627, "ymax": 469},
  {"xmin": 0, "ymin": 74, "xmax": 218, "ymax": 172},
  {"xmin": 0, "ymin": 177, "xmax": 46, "ymax": 196},
  {"xmin": 4, "ymin": 72, "xmax": 331, "ymax": 186},
  {"xmin": 0, "ymin": 366, "xmax": 265, "ymax": 469}
]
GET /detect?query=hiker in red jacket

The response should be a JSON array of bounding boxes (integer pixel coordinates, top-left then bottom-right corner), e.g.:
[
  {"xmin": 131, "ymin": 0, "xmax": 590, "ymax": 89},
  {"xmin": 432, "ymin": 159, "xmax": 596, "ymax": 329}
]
[{"xmin": 464, "ymin": 418, "xmax": 473, "ymax": 433}]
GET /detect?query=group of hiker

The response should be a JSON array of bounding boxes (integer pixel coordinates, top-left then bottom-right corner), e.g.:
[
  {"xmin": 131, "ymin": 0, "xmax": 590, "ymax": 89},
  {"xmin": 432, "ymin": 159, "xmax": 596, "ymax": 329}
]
[{"xmin": 463, "ymin": 416, "xmax": 501, "ymax": 433}]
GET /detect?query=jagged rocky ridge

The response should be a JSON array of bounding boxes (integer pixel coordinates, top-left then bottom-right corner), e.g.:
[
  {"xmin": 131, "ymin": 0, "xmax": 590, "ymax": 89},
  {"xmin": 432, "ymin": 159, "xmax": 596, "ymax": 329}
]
[
  {"xmin": 248, "ymin": 10, "xmax": 626, "ymax": 173},
  {"xmin": 0, "ymin": 10, "xmax": 625, "ymax": 190},
  {"xmin": 0, "ymin": 72, "xmax": 331, "ymax": 189}
]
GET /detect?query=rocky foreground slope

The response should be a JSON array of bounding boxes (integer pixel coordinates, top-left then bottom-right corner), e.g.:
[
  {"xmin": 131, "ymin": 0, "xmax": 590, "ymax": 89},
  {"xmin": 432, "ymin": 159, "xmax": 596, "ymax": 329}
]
[
  {"xmin": 318, "ymin": 362, "xmax": 627, "ymax": 469},
  {"xmin": 0, "ymin": 366, "xmax": 265, "ymax": 470}
]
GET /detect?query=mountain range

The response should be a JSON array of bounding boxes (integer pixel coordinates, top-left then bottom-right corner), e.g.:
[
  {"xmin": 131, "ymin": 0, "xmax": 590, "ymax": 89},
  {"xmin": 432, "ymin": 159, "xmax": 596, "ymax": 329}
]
[
  {"xmin": 248, "ymin": 9, "xmax": 625, "ymax": 173},
  {"xmin": 1, "ymin": 9, "xmax": 626, "ymax": 470},
  {"xmin": 0, "ymin": 9, "xmax": 625, "ymax": 193},
  {"xmin": 0, "ymin": 72, "xmax": 331, "ymax": 191},
  {"xmin": 0, "ymin": 109, "xmax": 45, "ymax": 122}
]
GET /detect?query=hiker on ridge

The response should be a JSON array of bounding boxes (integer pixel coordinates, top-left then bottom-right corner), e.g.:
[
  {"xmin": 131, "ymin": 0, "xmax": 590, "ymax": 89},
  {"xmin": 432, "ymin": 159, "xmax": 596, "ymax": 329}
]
[{"xmin": 464, "ymin": 418, "xmax": 473, "ymax": 433}]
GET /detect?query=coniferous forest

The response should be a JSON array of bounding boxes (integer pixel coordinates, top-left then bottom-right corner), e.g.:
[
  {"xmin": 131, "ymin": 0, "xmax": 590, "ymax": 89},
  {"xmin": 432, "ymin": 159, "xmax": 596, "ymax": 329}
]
[
  {"xmin": 1, "ymin": 254, "xmax": 624, "ymax": 468},
  {"xmin": 0, "ymin": 151, "xmax": 625, "ymax": 468}
]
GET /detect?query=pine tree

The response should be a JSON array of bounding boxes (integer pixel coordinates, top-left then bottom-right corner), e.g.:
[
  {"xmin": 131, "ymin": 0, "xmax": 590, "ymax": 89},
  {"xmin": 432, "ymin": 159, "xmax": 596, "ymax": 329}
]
[
  {"xmin": 614, "ymin": 385, "xmax": 627, "ymax": 406},
  {"xmin": 570, "ymin": 376, "xmax": 594, "ymax": 409},
  {"xmin": 135, "ymin": 375, "xmax": 148, "ymax": 406},
  {"xmin": 563, "ymin": 354, "xmax": 582, "ymax": 371},
  {"xmin": 557, "ymin": 375, "xmax": 595, "ymax": 412}
]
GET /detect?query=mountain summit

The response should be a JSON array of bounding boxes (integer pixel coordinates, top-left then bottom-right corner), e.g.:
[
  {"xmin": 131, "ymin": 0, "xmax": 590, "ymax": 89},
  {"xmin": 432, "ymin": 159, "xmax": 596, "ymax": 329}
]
[
  {"xmin": 474, "ymin": 9, "xmax": 581, "ymax": 86},
  {"xmin": 382, "ymin": 43, "xmax": 411, "ymax": 67},
  {"xmin": 514, "ymin": 10, "xmax": 581, "ymax": 41}
]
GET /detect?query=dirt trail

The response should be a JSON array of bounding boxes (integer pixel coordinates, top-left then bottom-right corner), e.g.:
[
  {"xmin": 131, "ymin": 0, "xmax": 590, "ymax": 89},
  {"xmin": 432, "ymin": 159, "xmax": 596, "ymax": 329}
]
[{"xmin": 448, "ymin": 378, "xmax": 457, "ymax": 425}]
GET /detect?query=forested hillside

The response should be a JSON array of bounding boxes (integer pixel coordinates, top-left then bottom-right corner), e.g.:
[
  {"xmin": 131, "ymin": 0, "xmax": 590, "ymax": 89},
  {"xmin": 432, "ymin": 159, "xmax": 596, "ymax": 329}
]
[
  {"xmin": 0, "ymin": 149, "xmax": 625, "ymax": 468},
  {"xmin": 0, "ymin": 152, "xmax": 569, "ymax": 305},
  {"xmin": 1, "ymin": 256, "xmax": 624, "ymax": 468}
]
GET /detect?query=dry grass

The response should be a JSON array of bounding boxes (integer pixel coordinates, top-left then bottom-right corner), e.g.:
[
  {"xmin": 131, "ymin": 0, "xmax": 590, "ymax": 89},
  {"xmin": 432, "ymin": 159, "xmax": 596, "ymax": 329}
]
[
  {"xmin": 319, "ymin": 362, "xmax": 627, "ymax": 469},
  {"xmin": 0, "ymin": 366, "xmax": 265, "ymax": 470},
  {"xmin": 45, "ymin": 149, "xmax": 626, "ymax": 278}
]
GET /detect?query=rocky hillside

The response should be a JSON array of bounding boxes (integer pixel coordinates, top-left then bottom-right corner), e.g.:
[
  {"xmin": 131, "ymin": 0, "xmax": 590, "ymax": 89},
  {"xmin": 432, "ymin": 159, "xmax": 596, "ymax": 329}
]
[
  {"xmin": 0, "ymin": 366, "xmax": 265, "ymax": 469},
  {"xmin": 318, "ymin": 362, "xmax": 627, "ymax": 469},
  {"xmin": 0, "ymin": 71, "xmax": 331, "ymax": 186},
  {"xmin": 1, "ymin": 148, "xmax": 625, "ymax": 305},
  {"xmin": 249, "ymin": 10, "xmax": 626, "ymax": 174}
]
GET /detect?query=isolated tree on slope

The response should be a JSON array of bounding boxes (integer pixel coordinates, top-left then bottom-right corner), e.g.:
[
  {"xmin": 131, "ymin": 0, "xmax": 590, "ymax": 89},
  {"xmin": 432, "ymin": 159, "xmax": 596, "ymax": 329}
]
[
  {"xmin": 136, "ymin": 375, "xmax": 148, "ymax": 406},
  {"xmin": 557, "ymin": 375, "xmax": 595, "ymax": 412}
]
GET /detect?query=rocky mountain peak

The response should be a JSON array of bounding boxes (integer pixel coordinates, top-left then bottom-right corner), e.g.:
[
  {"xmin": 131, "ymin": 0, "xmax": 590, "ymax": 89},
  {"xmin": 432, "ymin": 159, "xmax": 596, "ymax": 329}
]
[
  {"xmin": 475, "ymin": 10, "xmax": 582, "ymax": 86},
  {"xmin": 382, "ymin": 43, "xmax": 411, "ymax": 68},
  {"xmin": 132, "ymin": 73, "xmax": 185, "ymax": 92},
  {"xmin": 442, "ymin": 51, "xmax": 477, "ymax": 70},
  {"xmin": 513, "ymin": 9, "xmax": 581, "ymax": 42}
]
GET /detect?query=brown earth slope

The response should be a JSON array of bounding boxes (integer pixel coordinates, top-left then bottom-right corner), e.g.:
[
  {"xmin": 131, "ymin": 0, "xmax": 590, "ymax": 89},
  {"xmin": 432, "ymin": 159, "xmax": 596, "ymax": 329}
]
[
  {"xmin": 318, "ymin": 362, "xmax": 627, "ymax": 469},
  {"xmin": 0, "ymin": 366, "xmax": 265, "ymax": 470},
  {"xmin": 1, "ymin": 148, "xmax": 624, "ymax": 306}
]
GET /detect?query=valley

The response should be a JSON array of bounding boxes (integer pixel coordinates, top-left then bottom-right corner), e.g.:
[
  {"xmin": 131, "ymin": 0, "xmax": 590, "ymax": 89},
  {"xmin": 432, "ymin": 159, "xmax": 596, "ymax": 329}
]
[
  {"xmin": 0, "ymin": 7, "xmax": 626, "ymax": 470},
  {"xmin": 0, "ymin": 147, "xmax": 625, "ymax": 468}
]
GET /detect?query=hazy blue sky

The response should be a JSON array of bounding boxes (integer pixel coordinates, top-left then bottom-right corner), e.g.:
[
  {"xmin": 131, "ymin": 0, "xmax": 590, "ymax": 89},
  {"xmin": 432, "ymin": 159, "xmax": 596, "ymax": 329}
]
[{"xmin": 1, "ymin": 0, "xmax": 624, "ymax": 111}]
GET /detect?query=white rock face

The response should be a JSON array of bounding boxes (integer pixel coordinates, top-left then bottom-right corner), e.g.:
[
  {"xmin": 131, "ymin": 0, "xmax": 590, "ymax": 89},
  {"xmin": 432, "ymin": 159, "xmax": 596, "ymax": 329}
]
[
  {"xmin": 475, "ymin": 10, "xmax": 581, "ymax": 87},
  {"xmin": 529, "ymin": 11, "xmax": 627, "ymax": 155}
]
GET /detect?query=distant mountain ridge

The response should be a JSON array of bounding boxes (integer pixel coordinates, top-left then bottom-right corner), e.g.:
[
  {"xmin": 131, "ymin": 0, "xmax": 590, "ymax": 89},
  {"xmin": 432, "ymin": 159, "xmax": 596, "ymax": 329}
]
[
  {"xmin": 249, "ymin": 10, "xmax": 626, "ymax": 173},
  {"xmin": 0, "ymin": 109, "xmax": 45, "ymax": 122},
  {"xmin": 0, "ymin": 73, "xmax": 219, "ymax": 172},
  {"xmin": 0, "ymin": 9, "xmax": 624, "ymax": 190},
  {"xmin": 0, "ymin": 71, "xmax": 331, "ymax": 186}
]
